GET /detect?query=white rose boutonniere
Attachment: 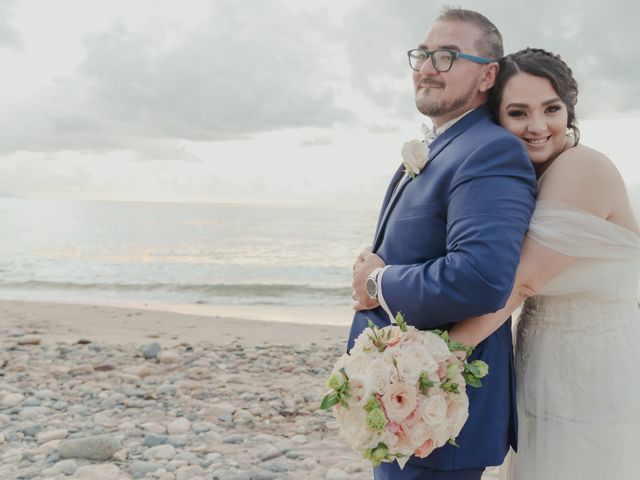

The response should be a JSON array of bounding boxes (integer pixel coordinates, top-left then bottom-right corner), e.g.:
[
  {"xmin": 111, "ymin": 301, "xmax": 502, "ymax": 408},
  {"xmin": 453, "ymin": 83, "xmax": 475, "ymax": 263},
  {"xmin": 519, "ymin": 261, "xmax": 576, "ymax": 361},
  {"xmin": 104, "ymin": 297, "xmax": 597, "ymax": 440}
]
[{"xmin": 401, "ymin": 140, "xmax": 429, "ymax": 179}]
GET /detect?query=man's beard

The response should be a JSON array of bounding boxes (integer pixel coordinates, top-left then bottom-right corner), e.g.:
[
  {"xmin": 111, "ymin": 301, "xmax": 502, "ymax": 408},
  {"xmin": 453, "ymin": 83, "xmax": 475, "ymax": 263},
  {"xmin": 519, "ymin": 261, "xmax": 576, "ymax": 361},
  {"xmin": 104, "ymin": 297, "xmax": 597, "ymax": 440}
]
[{"xmin": 415, "ymin": 81, "xmax": 477, "ymax": 118}]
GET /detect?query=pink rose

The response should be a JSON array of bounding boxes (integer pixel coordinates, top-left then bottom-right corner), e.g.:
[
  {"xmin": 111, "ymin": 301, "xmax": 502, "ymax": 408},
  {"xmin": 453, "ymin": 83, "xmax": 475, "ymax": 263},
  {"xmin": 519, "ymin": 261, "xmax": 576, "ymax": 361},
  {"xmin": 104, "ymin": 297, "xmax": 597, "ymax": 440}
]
[
  {"xmin": 381, "ymin": 382, "xmax": 418, "ymax": 423},
  {"xmin": 414, "ymin": 438, "xmax": 436, "ymax": 458}
]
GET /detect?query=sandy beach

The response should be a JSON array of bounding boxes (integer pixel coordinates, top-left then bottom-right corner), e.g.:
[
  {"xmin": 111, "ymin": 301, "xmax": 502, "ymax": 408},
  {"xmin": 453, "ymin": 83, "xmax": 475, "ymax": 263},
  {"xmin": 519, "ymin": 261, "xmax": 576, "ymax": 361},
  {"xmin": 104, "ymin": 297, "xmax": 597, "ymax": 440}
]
[
  {"xmin": 0, "ymin": 300, "xmax": 352, "ymax": 347},
  {"xmin": 0, "ymin": 300, "xmax": 501, "ymax": 479}
]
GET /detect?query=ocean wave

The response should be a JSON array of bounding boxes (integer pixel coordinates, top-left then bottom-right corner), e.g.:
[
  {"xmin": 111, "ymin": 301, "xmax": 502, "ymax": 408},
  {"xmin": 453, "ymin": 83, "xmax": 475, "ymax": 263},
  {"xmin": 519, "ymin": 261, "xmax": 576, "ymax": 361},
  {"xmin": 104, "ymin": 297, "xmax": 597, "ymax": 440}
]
[{"xmin": 0, "ymin": 280, "xmax": 351, "ymax": 299}]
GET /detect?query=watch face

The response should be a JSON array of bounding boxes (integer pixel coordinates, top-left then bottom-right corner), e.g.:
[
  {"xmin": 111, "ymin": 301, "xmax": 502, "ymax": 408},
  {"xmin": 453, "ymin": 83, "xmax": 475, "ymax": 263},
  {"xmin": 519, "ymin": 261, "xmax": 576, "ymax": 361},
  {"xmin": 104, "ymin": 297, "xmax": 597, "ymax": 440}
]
[{"xmin": 366, "ymin": 277, "xmax": 377, "ymax": 299}]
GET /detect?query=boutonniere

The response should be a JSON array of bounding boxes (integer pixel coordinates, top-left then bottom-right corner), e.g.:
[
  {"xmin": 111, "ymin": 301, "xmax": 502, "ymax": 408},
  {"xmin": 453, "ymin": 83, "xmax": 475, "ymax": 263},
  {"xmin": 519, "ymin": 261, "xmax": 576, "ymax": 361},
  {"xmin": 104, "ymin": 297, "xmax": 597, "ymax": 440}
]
[{"xmin": 401, "ymin": 139, "xmax": 430, "ymax": 179}]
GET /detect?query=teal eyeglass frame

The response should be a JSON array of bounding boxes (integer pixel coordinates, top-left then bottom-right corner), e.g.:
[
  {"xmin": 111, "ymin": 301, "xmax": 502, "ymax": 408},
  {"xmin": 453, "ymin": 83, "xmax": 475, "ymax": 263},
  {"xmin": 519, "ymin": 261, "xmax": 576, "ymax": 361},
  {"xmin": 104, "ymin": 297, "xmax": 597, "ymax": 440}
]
[{"xmin": 407, "ymin": 48, "xmax": 494, "ymax": 72}]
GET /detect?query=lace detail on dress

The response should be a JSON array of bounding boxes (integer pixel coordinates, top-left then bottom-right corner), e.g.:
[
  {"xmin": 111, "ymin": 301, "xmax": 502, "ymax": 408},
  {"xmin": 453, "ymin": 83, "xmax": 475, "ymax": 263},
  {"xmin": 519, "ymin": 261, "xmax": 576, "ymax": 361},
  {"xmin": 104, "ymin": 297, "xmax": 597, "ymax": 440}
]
[{"xmin": 503, "ymin": 201, "xmax": 640, "ymax": 480}]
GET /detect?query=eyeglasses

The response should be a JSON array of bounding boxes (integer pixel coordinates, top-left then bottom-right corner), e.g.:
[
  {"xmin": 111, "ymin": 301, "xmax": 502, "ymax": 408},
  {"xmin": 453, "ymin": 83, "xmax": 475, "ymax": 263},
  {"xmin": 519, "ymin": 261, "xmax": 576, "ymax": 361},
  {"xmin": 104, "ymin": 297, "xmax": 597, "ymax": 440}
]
[{"xmin": 407, "ymin": 48, "xmax": 493, "ymax": 73}]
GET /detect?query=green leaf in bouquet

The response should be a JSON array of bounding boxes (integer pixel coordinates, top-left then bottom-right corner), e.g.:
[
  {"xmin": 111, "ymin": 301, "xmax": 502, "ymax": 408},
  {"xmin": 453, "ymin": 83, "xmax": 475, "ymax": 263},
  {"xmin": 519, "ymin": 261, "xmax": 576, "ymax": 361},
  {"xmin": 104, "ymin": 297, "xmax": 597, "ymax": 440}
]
[
  {"xmin": 442, "ymin": 381, "xmax": 460, "ymax": 394},
  {"xmin": 448, "ymin": 339, "xmax": 474, "ymax": 356},
  {"xmin": 448, "ymin": 438, "xmax": 460, "ymax": 447},
  {"xmin": 366, "ymin": 442, "xmax": 391, "ymax": 467},
  {"xmin": 327, "ymin": 373, "xmax": 342, "ymax": 391},
  {"xmin": 419, "ymin": 371, "xmax": 435, "ymax": 394},
  {"xmin": 366, "ymin": 319, "xmax": 391, "ymax": 352},
  {"xmin": 462, "ymin": 372, "xmax": 482, "ymax": 388},
  {"xmin": 469, "ymin": 360, "xmax": 489, "ymax": 378},
  {"xmin": 320, "ymin": 392, "xmax": 340, "ymax": 410},
  {"xmin": 395, "ymin": 312, "xmax": 408, "ymax": 332}
]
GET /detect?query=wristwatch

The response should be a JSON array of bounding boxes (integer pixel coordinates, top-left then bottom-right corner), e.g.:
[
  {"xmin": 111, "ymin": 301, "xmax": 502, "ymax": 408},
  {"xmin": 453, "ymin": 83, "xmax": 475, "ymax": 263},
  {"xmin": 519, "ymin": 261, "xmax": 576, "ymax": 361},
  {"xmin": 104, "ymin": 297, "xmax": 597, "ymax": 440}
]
[{"xmin": 366, "ymin": 268, "xmax": 383, "ymax": 300}]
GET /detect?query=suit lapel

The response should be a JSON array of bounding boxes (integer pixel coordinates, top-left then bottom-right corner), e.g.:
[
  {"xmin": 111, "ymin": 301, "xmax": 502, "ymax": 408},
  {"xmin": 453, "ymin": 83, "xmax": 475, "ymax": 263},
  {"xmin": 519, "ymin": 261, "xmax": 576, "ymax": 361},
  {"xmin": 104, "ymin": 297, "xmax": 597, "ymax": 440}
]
[
  {"xmin": 371, "ymin": 106, "xmax": 491, "ymax": 253},
  {"xmin": 373, "ymin": 172, "xmax": 411, "ymax": 251},
  {"xmin": 373, "ymin": 165, "xmax": 405, "ymax": 243}
]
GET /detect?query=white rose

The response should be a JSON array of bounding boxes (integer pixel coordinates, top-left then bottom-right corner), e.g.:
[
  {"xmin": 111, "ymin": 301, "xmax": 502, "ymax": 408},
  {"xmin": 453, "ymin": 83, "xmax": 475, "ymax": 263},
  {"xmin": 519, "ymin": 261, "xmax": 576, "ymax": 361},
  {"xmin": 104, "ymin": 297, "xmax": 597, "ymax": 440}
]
[
  {"xmin": 396, "ymin": 343, "xmax": 436, "ymax": 385},
  {"xmin": 421, "ymin": 394, "xmax": 453, "ymax": 447},
  {"xmin": 420, "ymin": 393, "xmax": 448, "ymax": 428},
  {"xmin": 366, "ymin": 359, "xmax": 389, "ymax": 395},
  {"xmin": 422, "ymin": 332, "xmax": 452, "ymax": 364},
  {"xmin": 348, "ymin": 374, "xmax": 372, "ymax": 406},
  {"xmin": 351, "ymin": 329, "xmax": 376, "ymax": 355},
  {"xmin": 401, "ymin": 139, "xmax": 429, "ymax": 176},
  {"xmin": 431, "ymin": 417, "xmax": 454, "ymax": 447},
  {"xmin": 344, "ymin": 353, "xmax": 369, "ymax": 377},
  {"xmin": 330, "ymin": 353, "xmax": 348, "ymax": 376},
  {"xmin": 405, "ymin": 422, "xmax": 431, "ymax": 451},
  {"xmin": 337, "ymin": 404, "xmax": 378, "ymax": 451},
  {"xmin": 449, "ymin": 392, "xmax": 470, "ymax": 436}
]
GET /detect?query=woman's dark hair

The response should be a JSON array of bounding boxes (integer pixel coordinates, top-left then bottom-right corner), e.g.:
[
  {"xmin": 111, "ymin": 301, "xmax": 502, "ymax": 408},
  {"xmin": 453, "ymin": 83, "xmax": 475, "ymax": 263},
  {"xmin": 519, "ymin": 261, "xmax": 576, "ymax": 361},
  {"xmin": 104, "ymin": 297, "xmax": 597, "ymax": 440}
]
[{"xmin": 488, "ymin": 48, "xmax": 580, "ymax": 143}]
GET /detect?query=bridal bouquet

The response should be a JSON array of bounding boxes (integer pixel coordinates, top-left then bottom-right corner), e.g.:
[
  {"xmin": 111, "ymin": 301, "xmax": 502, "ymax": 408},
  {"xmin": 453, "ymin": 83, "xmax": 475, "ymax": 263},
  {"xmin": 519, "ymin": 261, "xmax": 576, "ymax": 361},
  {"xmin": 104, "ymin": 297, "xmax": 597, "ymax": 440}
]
[{"xmin": 320, "ymin": 314, "xmax": 488, "ymax": 468}]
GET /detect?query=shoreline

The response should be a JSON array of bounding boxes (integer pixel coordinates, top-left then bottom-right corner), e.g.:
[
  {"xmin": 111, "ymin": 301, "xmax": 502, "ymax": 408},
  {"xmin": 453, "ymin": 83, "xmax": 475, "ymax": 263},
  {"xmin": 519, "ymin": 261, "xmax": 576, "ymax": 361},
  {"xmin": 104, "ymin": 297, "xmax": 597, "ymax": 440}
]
[{"xmin": 0, "ymin": 299, "xmax": 351, "ymax": 347}]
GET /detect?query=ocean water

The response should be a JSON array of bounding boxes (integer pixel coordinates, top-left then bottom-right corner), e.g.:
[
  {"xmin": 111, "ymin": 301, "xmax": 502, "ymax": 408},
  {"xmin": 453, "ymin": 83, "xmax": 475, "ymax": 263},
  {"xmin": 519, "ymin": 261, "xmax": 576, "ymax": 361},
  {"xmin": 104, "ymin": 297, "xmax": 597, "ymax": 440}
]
[{"xmin": 0, "ymin": 197, "xmax": 378, "ymax": 308}]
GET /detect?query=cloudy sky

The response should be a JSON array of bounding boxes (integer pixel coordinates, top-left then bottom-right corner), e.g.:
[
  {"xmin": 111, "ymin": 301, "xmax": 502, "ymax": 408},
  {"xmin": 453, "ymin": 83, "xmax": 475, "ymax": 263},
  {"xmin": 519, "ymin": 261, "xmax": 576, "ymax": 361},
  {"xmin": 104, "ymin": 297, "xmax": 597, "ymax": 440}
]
[{"xmin": 1, "ymin": 0, "xmax": 638, "ymax": 206}]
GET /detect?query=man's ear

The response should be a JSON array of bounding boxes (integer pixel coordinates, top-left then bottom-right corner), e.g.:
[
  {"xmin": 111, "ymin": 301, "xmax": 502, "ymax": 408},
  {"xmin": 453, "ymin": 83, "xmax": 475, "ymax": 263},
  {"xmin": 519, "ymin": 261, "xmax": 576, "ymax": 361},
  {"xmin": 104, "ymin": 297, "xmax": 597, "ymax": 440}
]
[{"xmin": 478, "ymin": 62, "xmax": 500, "ymax": 93}]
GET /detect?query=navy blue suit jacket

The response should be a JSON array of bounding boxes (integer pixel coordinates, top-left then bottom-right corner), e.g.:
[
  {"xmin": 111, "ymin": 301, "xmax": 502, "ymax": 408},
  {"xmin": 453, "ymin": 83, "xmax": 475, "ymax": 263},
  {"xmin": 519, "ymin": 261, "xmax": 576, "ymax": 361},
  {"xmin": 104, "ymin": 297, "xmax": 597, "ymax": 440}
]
[{"xmin": 347, "ymin": 106, "xmax": 536, "ymax": 470}]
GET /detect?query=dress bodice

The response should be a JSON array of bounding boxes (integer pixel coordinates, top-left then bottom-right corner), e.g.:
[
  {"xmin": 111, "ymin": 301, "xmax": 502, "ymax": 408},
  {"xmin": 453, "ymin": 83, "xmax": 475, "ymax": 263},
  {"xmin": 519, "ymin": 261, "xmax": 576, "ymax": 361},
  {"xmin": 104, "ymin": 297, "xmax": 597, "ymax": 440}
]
[
  {"xmin": 506, "ymin": 200, "xmax": 640, "ymax": 480},
  {"xmin": 527, "ymin": 200, "xmax": 640, "ymax": 299}
]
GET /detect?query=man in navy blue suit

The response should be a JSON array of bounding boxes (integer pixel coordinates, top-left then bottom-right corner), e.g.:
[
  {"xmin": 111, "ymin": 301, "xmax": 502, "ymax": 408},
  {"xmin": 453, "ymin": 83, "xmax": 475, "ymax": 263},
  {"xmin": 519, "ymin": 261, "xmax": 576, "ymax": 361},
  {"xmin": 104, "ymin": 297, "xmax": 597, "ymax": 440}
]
[{"xmin": 348, "ymin": 8, "xmax": 537, "ymax": 480}]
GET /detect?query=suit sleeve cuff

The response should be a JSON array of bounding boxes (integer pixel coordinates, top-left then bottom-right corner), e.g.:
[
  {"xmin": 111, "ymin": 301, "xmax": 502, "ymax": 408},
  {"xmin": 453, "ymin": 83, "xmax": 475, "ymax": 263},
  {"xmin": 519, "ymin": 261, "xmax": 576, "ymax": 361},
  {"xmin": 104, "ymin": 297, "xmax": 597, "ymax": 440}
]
[{"xmin": 376, "ymin": 266, "xmax": 395, "ymax": 324}]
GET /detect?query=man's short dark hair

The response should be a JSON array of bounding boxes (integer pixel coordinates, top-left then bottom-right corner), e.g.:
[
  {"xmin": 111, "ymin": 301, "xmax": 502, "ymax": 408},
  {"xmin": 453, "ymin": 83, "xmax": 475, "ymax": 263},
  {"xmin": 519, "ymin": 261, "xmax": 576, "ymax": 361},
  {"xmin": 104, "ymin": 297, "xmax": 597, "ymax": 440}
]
[{"xmin": 436, "ymin": 7, "xmax": 503, "ymax": 60}]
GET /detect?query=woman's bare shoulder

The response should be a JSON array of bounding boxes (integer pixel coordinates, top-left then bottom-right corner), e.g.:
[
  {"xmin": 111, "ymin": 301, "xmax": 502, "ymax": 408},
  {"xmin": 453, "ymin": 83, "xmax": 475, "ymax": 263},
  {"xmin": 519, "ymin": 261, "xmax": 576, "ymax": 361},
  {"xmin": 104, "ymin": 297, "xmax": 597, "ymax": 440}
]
[
  {"xmin": 538, "ymin": 144, "xmax": 624, "ymax": 217},
  {"xmin": 550, "ymin": 144, "xmax": 618, "ymax": 176}
]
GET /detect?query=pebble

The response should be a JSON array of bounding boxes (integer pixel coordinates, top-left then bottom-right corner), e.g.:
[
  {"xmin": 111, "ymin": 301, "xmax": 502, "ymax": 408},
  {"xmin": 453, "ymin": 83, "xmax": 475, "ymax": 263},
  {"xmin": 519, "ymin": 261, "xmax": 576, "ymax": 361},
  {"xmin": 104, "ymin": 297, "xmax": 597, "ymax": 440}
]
[
  {"xmin": 74, "ymin": 463, "xmax": 121, "ymax": 479},
  {"xmin": 326, "ymin": 467, "xmax": 350, "ymax": 480},
  {"xmin": 144, "ymin": 444, "xmax": 176, "ymax": 460},
  {"xmin": 167, "ymin": 417, "xmax": 191, "ymax": 435},
  {"xmin": 2, "ymin": 392, "xmax": 25, "ymax": 407},
  {"xmin": 158, "ymin": 350, "xmax": 181, "ymax": 364},
  {"xmin": 58, "ymin": 434, "xmax": 121, "ymax": 460},
  {"xmin": 52, "ymin": 459, "xmax": 78, "ymax": 475},
  {"xmin": 129, "ymin": 461, "xmax": 164, "ymax": 479},
  {"xmin": 222, "ymin": 434, "xmax": 245, "ymax": 444},
  {"xmin": 175, "ymin": 465, "xmax": 204, "ymax": 480},
  {"xmin": 36, "ymin": 428, "xmax": 68, "ymax": 443},
  {"xmin": 0, "ymin": 337, "xmax": 371, "ymax": 480},
  {"xmin": 17, "ymin": 335, "xmax": 42, "ymax": 345},
  {"xmin": 142, "ymin": 342, "xmax": 162, "ymax": 359}
]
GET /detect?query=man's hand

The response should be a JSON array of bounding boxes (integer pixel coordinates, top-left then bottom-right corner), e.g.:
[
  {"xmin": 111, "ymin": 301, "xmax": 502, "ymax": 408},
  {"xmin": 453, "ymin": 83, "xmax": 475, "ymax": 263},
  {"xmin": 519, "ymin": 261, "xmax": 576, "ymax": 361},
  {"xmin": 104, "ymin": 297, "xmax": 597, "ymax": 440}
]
[
  {"xmin": 352, "ymin": 246, "xmax": 372, "ymax": 273},
  {"xmin": 351, "ymin": 249, "xmax": 385, "ymax": 311}
]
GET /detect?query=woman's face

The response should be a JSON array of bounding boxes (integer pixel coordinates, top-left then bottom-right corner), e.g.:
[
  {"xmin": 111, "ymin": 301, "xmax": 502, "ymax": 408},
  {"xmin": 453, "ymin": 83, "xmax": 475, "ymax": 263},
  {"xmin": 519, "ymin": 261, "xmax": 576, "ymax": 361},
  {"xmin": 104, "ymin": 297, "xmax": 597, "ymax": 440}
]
[{"xmin": 498, "ymin": 72, "xmax": 569, "ymax": 174}]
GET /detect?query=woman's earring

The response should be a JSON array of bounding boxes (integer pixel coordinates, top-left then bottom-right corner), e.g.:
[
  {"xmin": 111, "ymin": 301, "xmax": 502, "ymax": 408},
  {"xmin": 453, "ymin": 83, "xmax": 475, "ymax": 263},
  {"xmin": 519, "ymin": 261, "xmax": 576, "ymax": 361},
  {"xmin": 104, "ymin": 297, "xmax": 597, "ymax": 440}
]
[{"xmin": 565, "ymin": 128, "xmax": 577, "ymax": 147}]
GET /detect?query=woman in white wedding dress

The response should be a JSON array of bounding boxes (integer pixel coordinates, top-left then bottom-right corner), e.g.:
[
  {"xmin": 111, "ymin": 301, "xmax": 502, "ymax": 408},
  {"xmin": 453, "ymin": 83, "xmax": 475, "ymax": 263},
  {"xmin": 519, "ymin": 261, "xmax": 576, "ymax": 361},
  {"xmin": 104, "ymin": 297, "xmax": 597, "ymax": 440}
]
[{"xmin": 450, "ymin": 48, "xmax": 640, "ymax": 479}]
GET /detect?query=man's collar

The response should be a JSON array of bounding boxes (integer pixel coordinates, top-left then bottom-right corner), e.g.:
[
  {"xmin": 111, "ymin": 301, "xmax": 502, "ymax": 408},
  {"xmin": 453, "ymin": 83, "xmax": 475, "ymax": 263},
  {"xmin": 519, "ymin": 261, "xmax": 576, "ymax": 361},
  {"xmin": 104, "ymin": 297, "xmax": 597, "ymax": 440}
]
[{"xmin": 432, "ymin": 108, "xmax": 477, "ymax": 137}]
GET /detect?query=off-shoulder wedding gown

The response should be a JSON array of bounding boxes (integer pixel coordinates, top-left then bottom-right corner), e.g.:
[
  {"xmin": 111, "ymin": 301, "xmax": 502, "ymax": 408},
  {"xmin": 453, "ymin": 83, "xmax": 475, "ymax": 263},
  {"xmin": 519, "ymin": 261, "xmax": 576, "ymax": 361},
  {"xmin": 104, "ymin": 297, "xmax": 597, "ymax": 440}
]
[{"xmin": 505, "ymin": 200, "xmax": 640, "ymax": 480}]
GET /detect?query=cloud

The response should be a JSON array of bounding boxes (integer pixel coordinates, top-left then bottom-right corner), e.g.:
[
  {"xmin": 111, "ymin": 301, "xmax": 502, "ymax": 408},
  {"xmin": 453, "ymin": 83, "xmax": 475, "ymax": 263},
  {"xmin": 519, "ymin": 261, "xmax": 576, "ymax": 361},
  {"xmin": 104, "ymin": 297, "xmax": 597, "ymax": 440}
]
[
  {"xmin": 2, "ymin": 0, "xmax": 637, "ymax": 161},
  {"xmin": 0, "ymin": 0, "xmax": 23, "ymax": 50},
  {"xmin": 340, "ymin": 0, "xmax": 640, "ymax": 118},
  {"xmin": 300, "ymin": 136, "xmax": 333, "ymax": 147},
  {"xmin": 0, "ymin": 0, "xmax": 352, "ymax": 154}
]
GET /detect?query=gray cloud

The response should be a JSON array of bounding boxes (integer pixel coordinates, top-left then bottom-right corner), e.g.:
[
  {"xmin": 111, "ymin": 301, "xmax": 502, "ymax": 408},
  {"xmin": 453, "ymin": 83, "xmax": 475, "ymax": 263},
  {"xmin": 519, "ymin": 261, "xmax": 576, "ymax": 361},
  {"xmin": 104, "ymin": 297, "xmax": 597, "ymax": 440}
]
[
  {"xmin": 341, "ymin": 0, "xmax": 640, "ymax": 118},
  {"xmin": 1, "ymin": 1, "xmax": 352, "ymax": 154},
  {"xmin": 0, "ymin": 0, "xmax": 22, "ymax": 50},
  {"xmin": 2, "ymin": 0, "xmax": 637, "ymax": 158},
  {"xmin": 300, "ymin": 136, "xmax": 333, "ymax": 147}
]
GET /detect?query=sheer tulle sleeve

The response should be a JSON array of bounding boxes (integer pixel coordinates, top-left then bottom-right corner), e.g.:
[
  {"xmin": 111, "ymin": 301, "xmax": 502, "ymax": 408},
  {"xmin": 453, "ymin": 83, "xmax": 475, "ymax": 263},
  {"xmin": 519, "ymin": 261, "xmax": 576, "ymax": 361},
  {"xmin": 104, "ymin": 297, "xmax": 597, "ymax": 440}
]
[
  {"xmin": 527, "ymin": 200, "xmax": 640, "ymax": 260},
  {"xmin": 525, "ymin": 200, "xmax": 640, "ymax": 298}
]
